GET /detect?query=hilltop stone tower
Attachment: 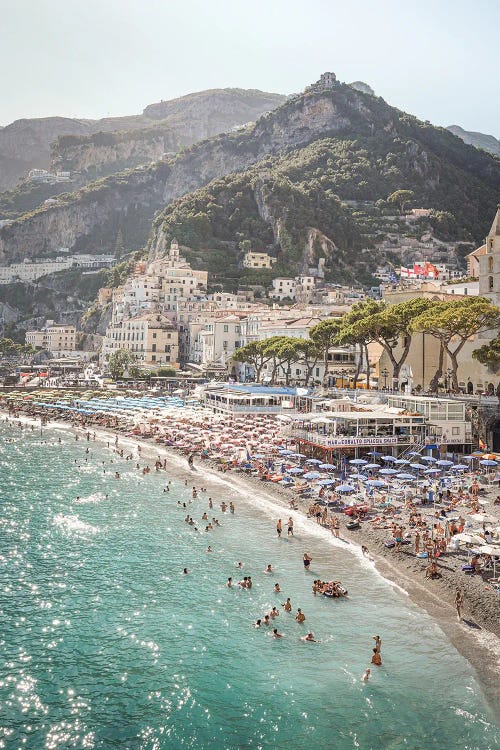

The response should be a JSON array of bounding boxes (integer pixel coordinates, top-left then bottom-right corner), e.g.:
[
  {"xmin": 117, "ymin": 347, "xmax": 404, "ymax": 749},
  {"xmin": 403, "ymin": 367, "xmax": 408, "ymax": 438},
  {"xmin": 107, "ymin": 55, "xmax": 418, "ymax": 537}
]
[
  {"xmin": 479, "ymin": 206, "xmax": 500, "ymax": 304},
  {"xmin": 307, "ymin": 72, "xmax": 337, "ymax": 93}
]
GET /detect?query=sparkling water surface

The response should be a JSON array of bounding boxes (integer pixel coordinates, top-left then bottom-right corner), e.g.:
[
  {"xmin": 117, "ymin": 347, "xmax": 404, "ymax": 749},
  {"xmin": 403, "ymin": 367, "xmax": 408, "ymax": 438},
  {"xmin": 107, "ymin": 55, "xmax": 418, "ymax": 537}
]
[{"xmin": 0, "ymin": 422, "xmax": 498, "ymax": 750}]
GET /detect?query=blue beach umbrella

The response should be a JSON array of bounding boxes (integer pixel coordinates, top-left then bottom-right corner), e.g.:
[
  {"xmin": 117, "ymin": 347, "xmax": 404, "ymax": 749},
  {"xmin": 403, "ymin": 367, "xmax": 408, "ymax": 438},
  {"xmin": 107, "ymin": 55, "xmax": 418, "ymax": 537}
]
[
  {"xmin": 349, "ymin": 458, "xmax": 368, "ymax": 466},
  {"xmin": 451, "ymin": 464, "xmax": 469, "ymax": 470},
  {"xmin": 279, "ymin": 449, "xmax": 294, "ymax": 456},
  {"xmin": 349, "ymin": 473, "xmax": 368, "ymax": 480},
  {"xmin": 319, "ymin": 463, "xmax": 336, "ymax": 470},
  {"xmin": 306, "ymin": 458, "xmax": 323, "ymax": 465},
  {"xmin": 410, "ymin": 463, "xmax": 427, "ymax": 470},
  {"xmin": 303, "ymin": 471, "xmax": 321, "ymax": 479},
  {"xmin": 420, "ymin": 456, "xmax": 437, "ymax": 463},
  {"xmin": 381, "ymin": 455, "xmax": 397, "ymax": 462},
  {"xmin": 396, "ymin": 473, "xmax": 416, "ymax": 480},
  {"xmin": 366, "ymin": 479, "xmax": 387, "ymax": 487},
  {"xmin": 318, "ymin": 479, "xmax": 336, "ymax": 486},
  {"xmin": 287, "ymin": 467, "xmax": 304, "ymax": 474},
  {"xmin": 366, "ymin": 451, "xmax": 382, "ymax": 456},
  {"xmin": 436, "ymin": 460, "xmax": 453, "ymax": 467},
  {"xmin": 364, "ymin": 463, "xmax": 381, "ymax": 469},
  {"xmin": 424, "ymin": 468, "xmax": 441, "ymax": 475},
  {"xmin": 479, "ymin": 459, "xmax": 497, "ymax": 467},
  {"xmin": 393, "ymin": 459, "xmax": 410, "ymax": 465},
  {"xmin": 336, "ymin": 483, "xmax": 355, "ymax": 493},
  {"xmin": 379, "ymin": 467, "xmax": 398, "ymax": 475}
]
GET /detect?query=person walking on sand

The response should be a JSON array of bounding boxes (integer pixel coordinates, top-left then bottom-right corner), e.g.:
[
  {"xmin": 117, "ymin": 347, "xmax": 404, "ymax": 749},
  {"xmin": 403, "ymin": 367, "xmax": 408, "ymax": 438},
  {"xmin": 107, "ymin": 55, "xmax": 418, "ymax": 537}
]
[{"xmin": 454, "ymin": 590, "xmax": 464, "ymax": 621}]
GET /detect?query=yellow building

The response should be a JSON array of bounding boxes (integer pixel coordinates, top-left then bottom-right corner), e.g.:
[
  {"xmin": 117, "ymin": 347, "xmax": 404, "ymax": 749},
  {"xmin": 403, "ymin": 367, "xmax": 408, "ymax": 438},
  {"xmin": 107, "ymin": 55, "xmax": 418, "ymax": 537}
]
[{"xmin": 242, "ymin": 252, "xmax": 276, "ymax": 269}]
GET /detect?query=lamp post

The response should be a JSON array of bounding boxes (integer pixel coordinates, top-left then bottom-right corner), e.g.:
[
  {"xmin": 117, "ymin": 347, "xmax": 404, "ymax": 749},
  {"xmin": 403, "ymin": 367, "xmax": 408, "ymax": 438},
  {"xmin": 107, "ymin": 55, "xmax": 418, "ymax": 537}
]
[{"xmin": 381, "ymin": 368, "xmax": 389, "ymax": 389}]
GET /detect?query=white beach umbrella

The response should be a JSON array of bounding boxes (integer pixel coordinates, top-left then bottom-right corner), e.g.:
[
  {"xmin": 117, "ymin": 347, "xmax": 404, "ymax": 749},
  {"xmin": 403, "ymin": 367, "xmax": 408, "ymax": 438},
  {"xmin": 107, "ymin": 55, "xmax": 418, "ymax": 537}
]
[
  {"xmin": 469, "ymin": 513, "xmax": 498, "ymax": 524},
  {"xmin": 453, "ymin": 533, "xmax": 485, "ymax": 545}
]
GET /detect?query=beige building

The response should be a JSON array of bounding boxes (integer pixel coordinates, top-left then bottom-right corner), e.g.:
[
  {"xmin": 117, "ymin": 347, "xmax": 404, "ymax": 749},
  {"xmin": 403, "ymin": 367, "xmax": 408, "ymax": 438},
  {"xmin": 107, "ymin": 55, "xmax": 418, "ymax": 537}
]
[
  {"xmin": 102, "ymin": 312, "xmax": 179, "ymax": 369},
  {"xmin": 243, "ymin": 252, "xmax": 276, "ymax": 269},
  {"xmin": 26, "ymin": 322, "xmax": 76, "ymax": 353}
]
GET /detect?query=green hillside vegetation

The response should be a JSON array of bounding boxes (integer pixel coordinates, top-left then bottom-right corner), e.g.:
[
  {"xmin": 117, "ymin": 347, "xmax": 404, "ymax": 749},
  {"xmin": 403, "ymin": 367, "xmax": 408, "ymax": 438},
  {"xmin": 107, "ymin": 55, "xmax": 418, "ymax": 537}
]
[
  {"xmin": 0, "ymin": 180, "xmax": 73, "ymax": 220},
  {"xmin": 152, "ymin": 123, "xmax": 499, "ymax": 285}
]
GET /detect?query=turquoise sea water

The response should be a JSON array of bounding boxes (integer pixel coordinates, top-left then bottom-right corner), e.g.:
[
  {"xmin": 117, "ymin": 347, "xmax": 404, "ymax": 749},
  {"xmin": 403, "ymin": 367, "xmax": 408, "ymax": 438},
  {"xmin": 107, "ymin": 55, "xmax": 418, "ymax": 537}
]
[{"xmin": 0, "ymin": 421, "xmax": 498, "ymax": 750}]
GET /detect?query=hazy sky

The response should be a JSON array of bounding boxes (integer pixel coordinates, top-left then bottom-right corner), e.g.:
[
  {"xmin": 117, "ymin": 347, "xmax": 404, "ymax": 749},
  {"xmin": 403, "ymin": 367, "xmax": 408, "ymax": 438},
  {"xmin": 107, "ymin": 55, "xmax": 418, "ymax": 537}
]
[{"xmin": 1, "ymin": 0, "xmax": 499, "ymax": 134}]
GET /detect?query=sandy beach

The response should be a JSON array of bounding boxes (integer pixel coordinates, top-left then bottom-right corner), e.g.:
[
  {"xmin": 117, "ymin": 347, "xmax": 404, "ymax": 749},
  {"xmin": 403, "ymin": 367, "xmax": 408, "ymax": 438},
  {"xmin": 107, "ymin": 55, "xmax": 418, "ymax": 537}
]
[{"xmin": 3, "ymin": 402, "xmax": 500, "ymax": 717}]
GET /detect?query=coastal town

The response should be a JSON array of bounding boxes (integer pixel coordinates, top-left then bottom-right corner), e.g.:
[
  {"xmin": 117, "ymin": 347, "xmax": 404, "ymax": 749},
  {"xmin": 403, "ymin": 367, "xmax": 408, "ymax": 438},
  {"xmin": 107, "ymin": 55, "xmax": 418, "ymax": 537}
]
[{"xmin": 1, "ymin": 7, "xmax": 499, "ymax": 746}]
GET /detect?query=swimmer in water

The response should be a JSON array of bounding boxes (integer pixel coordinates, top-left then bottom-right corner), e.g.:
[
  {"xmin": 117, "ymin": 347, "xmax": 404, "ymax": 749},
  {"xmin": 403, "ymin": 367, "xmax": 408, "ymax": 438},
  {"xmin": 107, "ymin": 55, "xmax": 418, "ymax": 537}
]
[
  {"xmin": 254, "ymin": 619, "xmax": 262, "ymax": 628},
  {"xmin": 272, "ymin": 628, "xmax": 283, "ymax": 638},
  {"xmin": 227, "ymin": 577, "xmax": 233, "ymax": 587},
  {"xmin": 264, "ymin": 563, "xmax": 272, "ymax": 573},
  {"xmin": 207, "ymin": 546, "xmax": 213, "ymax": 553},
  {"xmin": 183, "ymin": 568, "xmax": 188, "ymax": 575},
  {"xmin": 361, "ymin": 668, "xmax": 371, "ymax": 682},
  {"xmin": 301, "ymin": 632, "xmax": 316, "ymax": 642},
  {"xmin": 303, "ymin": 552, "xmax": 312, "ymax": 569},
  {"xmin": 295, "ymin": 608, "xmax": 306, "ymax": 623},
  {"xmin": 274, "ymin": 583, "xmax": 281, "ymax": 593},
  {"xmin": 236, "ymin": 561, "xmax": 243, "ymax": 569},
  {"xmin": 282, "ymin": 598, "xmax": 292, "ymax": 612}
]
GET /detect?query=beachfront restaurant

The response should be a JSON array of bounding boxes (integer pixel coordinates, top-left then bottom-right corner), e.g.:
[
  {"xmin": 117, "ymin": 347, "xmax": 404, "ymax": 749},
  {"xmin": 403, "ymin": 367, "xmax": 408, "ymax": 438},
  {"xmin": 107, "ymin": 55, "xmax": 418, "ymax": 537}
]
[
  {"xmin": 284, "ymin": 406, "xmax": 427, "ymax": 457},
  {"xmin": 201, "ymin": 383, "xmax": 306, "ymax": 414}
]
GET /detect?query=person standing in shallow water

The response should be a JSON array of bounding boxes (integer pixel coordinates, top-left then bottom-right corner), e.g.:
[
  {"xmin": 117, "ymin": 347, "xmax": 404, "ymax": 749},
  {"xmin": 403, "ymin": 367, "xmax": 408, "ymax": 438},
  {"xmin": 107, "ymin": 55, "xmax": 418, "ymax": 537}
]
[{"xmin": 276, "ymin": 518, "xmax": 282, "ymax": 538}]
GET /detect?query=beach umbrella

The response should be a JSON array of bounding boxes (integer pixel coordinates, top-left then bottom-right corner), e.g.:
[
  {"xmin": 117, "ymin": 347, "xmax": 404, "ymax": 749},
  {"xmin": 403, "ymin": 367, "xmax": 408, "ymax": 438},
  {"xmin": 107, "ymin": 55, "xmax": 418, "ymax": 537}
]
[
  {"xmin": 252, "ymin": 454, "xmax": 265, "ymax": 459},
  {"xmin": 436, "ymin": 459, "xmax": 453, "ymax": 467},
  {"xmin": 381, "ymin": 455, "xmax": 397, "ymax": 462},
  {"xmin": 349, "ymin": 473, "xmax": 368, "ymax": 480},
  {"xmin": 287, "ymin": 467, "xmax": 304, "ymax": 474},
  {"xmin": 469, "ymin": 513, "xmax": 497, "ymax": 524},
  {"xmin": 379, "ymin": 468, "xmax": 398, "ymax": 475},
  {"xmin": 420, "ymin": 456, "xmax": 437, "ymax": 463},
  {"xmin": 279, "ymin": 449, "xmax": 294, "ymax": 456},
  {"xmin": 336, "ymin": 483, "xmax": 355, "ymax": 493},
  {"xmin": 479, "ymin": 459, "xmax": 497, "ymax": 467},
  {"xmin": 306, "ymin": 458, "xmax": 323, "ymax": 465},
  {"xmin": 303, "ymin": 471, "xmax": 321, "ymax": 479},
  {"xmin": 454, "ymin": 533, "xmax": 485, "ymax": 545},
  {"xmin": 396, "ymin": 473, "xmax": 416, "ymax": 480},
  {"xmin": 407, "ymin": 452, "xmax": 421, "ymax": 457},
  {"xmin": 319, "ymin": 463, "xmax": 336, "ymax": 470},
  {"xmin": 366, "ymin": 451, "xmax": 382, "ymax": 456},
  {"xmin": 366, "ymin": 479, "xmax": 387, "ymax": 487},
  {"xmin": 451, "ymin": 464, "xmax": 469, "ymax": 470},
  {"xmin": 291, "ymin": 453, "xmax": 307, "ymax": 458},
  {"xmin": 478, "ymin": 545, "xmax": 500, "ymax": 577},
  {"xmin": 482, "ymin": 454, "xmax": 498, "ymax": 460},
  {"xmin": 424, "ymin": 468, "xmax": 441, "ymax": 475},
  {"xmin": 318, "ymin": 479, "xmax": 336, "ymax": 486},
  {"xmin": 410, "ymin": 463, "xmax": 427, "ymax": 470},
  {"xmin": 393, "ymin": 459, "xmax": 410, "ymax": 465},
  {"xmin": 364, "ymin": 463, "xmax": 381, "ymax": 469},
  {"xmin": 349, "ymin": 458, "xmax": 368, "ymax": 465}
]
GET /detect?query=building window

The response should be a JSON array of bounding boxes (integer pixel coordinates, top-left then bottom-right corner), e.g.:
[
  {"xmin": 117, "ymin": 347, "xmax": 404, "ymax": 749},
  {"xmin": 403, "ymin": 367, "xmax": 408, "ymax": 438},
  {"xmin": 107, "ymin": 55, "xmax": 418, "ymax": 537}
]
[
  {"xmin": 152, "ymin": 344, "xmax": 156, "ymax": 352},
  {"xmin": 452, "ymin": 426, "xmax": 460, "ymax": 436},
  {"xmin": 489, "ymin": 257, "xmax": 493, "ymax": 272},
  {"xmin": 223, "ymin": 325, "xmax": 229, "ymax": 333},
  {"xmin": 489, "ymin": 276, "xmax": 494, "ymax": 291}
]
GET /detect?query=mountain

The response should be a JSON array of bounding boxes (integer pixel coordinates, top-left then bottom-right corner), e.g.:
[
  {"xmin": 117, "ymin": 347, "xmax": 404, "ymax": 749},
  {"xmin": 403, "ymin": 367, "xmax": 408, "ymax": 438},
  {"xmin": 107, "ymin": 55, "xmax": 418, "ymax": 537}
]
[
  {"xmin": 0, "ymin": 73, "xmax": 498, "ymax": 271},
  {"xmin": 446, "ymin": 125, "xmax": 500, "ymax": 157},
  {"xmin": 0, "ymin": 89, "xmax": 286, "ymax": 192}
]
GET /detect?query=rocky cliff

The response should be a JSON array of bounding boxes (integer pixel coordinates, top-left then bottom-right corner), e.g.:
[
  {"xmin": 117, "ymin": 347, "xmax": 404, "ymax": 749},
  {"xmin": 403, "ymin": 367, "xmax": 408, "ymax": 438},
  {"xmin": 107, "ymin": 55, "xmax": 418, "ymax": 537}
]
[
  {"xmin": 50, "ymin": 89, "xmax": 286, "ymax": 182},
  {"xmin": 0, "ymin": 88, "xmax": 285, "ymax": 191},
  {"xmin": 1, "ymin": 76, "xmax": 498, "ymax": 264},
  {"xmin": 446, "ymin": 125, "xmax": 500, "ymax": 156}
]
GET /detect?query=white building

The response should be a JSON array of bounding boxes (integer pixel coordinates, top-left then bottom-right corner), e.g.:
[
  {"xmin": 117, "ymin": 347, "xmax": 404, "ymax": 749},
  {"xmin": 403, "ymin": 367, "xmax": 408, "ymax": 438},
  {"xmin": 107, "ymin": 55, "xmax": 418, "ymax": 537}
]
[{"xmin": 269, "ymin": 278, "xmax": 296, "ymax": 301}]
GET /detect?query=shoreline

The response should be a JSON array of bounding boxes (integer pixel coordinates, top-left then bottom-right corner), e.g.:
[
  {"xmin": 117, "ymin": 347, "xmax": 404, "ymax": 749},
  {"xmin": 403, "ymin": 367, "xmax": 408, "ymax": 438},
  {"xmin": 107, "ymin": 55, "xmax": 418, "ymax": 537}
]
[{"xmin": 4, "ymin": 412, "xmax": 500, "ymax": 718}]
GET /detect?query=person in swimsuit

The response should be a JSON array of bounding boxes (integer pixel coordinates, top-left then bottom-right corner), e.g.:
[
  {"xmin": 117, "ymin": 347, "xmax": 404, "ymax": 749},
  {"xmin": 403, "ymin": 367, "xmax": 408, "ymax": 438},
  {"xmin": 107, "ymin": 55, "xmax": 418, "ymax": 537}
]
[
  {"xmin": 295, "ymin": 608, "xmax": 306, "ymax": 623},
  {"xmin": 272, "ymin": 628, "xmax": 284, "ymax": 638},
  {"xmin": 371, "ymin": 648, "xmax": 382, "ymax": 666},
  {"xmin": 287, "ymin": 517, "xmax": 294, "ymax": 536},
  {"xmin": 303, "ymin": 553, "xmax": 312, "ymax": 569},
  {"xmin": 301, "ymin": 632, "xmax": 316, "ymax": 642},
  {"xmin": 282, "ymin": 598, "xmax": 292, "ymax": 612},
  {"xmin": 276, "ymin": 519, "xmax": 282, "ymax": 538},
  {"xmin": 274, "ymin": 583, "xmax": 281, "ymax": 593}
]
